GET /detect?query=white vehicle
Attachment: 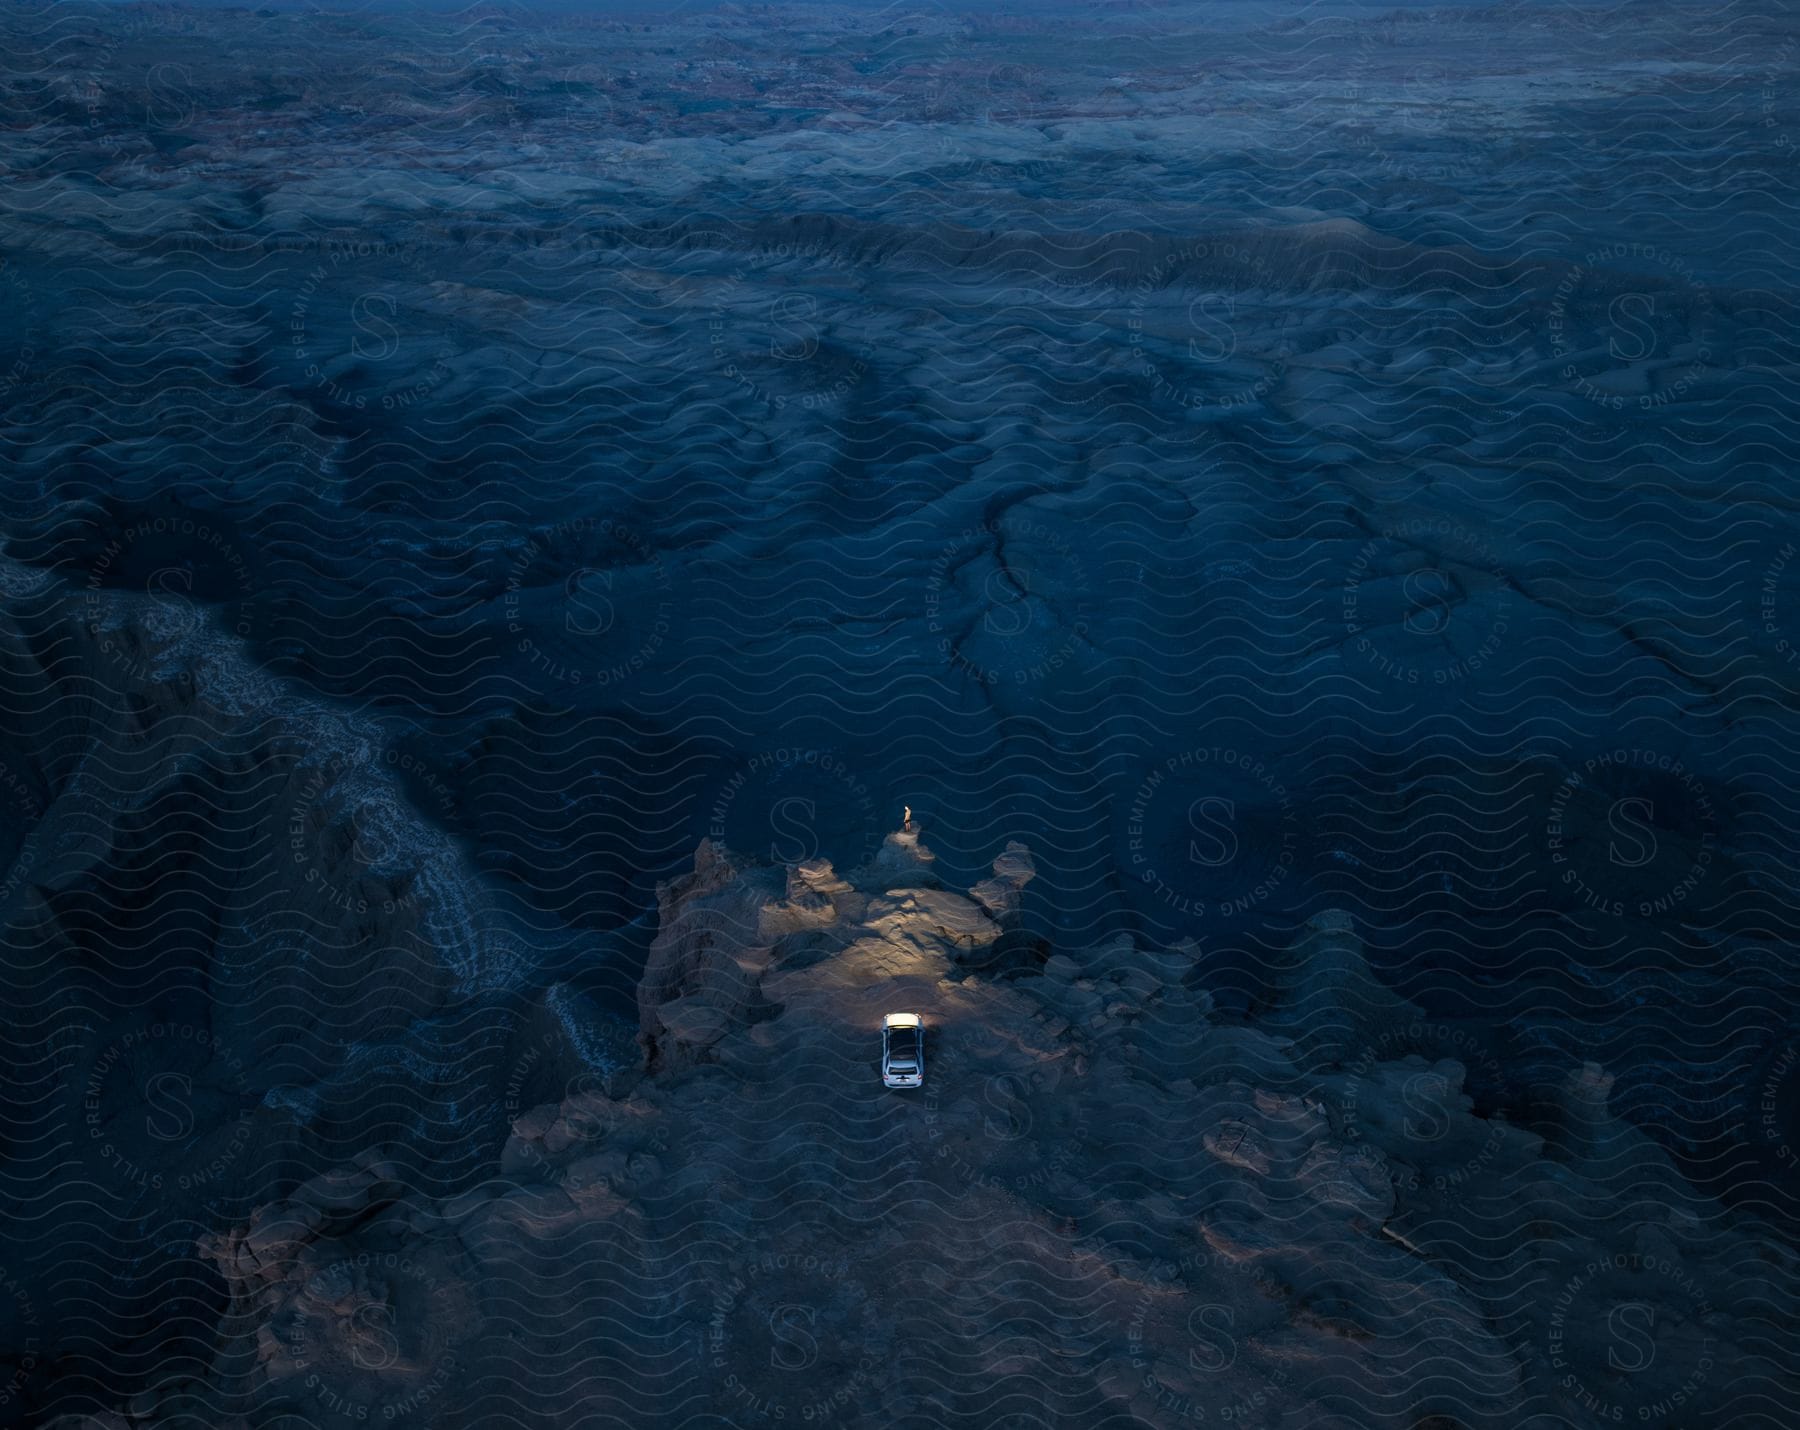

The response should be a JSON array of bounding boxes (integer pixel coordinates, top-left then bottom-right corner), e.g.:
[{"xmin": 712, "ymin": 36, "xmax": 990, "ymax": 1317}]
[{"xmin": 882, "ymin": 1013, "xmax": 924, "ymax": 1089}]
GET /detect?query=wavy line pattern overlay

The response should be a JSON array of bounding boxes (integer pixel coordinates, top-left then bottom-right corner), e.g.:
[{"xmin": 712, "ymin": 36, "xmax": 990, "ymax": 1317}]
[{"xmin": 1, "ymin": 0, "xmax": 1797, "ymax": 1425}]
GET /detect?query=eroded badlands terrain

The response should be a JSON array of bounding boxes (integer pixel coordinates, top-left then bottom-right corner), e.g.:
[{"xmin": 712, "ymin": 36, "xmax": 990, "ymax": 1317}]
[{"xmin": 2, "ymin": 0, "xmax": 1799, "ymax": 1423}]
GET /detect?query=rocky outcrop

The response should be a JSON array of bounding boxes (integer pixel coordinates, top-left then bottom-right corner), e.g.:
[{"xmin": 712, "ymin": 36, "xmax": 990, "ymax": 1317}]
[
  {"xmin": 969, "ymin": 838, "xmax": 1036, "ymax": 919},
  {"xmin": 70, "ymin": 826, "xmax": 1793, "ymax": 1429},
  {"xmin": 1259, "ymin": 908, "xmax": 1423, "ymax": 1067},
  {"xmin": 635, "ymin": 838, "xmax": 768, "ymax": 1071}
]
